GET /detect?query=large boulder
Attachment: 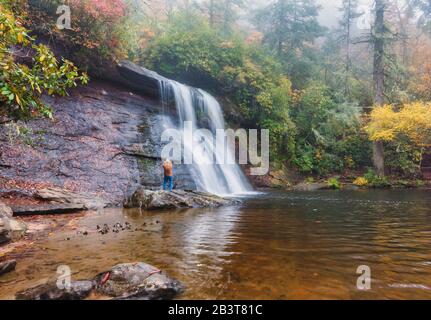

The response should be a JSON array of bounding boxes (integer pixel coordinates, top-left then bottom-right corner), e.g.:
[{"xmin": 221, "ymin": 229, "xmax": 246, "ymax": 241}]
[
  {"xmin": 125, "ymin": 188, "xmax": 240, "ymax": 210},
  {"xmin": 15, "ymin": 262, "xmax": 183, "ymax": 300},
  {"xmin": 94, "ymin": 262, "xmax": 183, "ymax": 300},
  {"xmin": 0, "ymin": 202, "xmax": 27, "ymax": 243},
  {"xmin": 35, "ymin": 188, "xmax": 110, "ymax": 210},
  {"xmin": 0, "ymin": 202, "xmax": 13, "ymax": 218},
  {"xmin": 15, "ymin": 281, "xmax": 94, "ymax": 300},
  {"xmin": 0, "ymin": 202, "xmax": 12, "ymax": 244}
]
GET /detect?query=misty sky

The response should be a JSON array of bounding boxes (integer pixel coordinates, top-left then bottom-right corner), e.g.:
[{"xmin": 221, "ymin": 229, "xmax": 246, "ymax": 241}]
[{"xmin": 317, "ymin": 0, "xmax": 373, "ymax": 28}]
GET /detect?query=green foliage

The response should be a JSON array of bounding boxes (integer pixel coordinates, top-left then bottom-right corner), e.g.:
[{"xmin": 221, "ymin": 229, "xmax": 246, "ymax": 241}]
[
  {"xmin": 253, "ymin": 0, "xmax": 326, "ymax": 89},
  {"xmin": 327, "ymin": 177, "xmax": 341, "ymax": 189},
  {"xmin": 290, "ymin": 82, "xmax": 370, "ymax": 175},
  {"xmin": 364, "ymin": 169, "xmax": 391, "ymax": 188},
  {"xmin": 0, "ymin": 1, "xmax": 88, "ymax": 120},
  {"xmin": 143, "ymin": 12, "xmax": 295, "ymax": 161}
]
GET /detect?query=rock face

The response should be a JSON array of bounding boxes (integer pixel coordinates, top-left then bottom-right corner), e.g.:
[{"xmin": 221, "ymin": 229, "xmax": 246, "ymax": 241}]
[
  {"xmin": 126, "ymin": 188, "xmax": 240, "ymax": 210},
  {"xmin": 95, "ymin": 263, "xmax": 183, "ymax": 300},
  {"xmin": 15, "ymin": 262, "xmax": 182, "ymax": 300},
  {"xmin": 15, "ymin": 281, "xmax": 94, "ymax": 300},
  {"xmin": 0, "ymin": 259, "xmax": 16, "ymax": 276},
  {"xmin": 35, "ymin": 188, "xmax": 109, "ymax": 210},
  {"xmin": 0, "ymin": 202, "xmax": 27, "ymax": 243},
  {"xmin": 0, "ymin": 72, "xmax": 196, "ymax": 205}
]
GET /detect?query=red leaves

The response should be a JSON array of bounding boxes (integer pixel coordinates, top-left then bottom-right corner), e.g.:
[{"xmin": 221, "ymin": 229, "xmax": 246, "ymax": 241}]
[{"xmin": 70, "ymin": 0, "xmax": 127, "ymax": 22}]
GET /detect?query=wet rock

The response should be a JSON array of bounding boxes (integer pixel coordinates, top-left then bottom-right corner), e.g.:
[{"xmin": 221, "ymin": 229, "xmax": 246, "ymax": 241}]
[
  {"xmin": 2, "ymin": 217, "xmax": 27, "ymax": 240},
  {"xmin": 116, "ymin": 61, "xmax": 164, "ymax": 99},
  {"xmin": 293, "ymin": 182, "xmax": 329, "ymax": 192},
  {"xmin": 15, "ymin": 280, "xmax": 94, "ymax": 300},
  {"xmin": 0, "ymin": 259, "xmax": 16, "ymax": 276},
  {"xmin": 0, "ymin": 202, "xmax": 13, "ymax": 218},
  {"xmin": 35, "ymin": 188, "xmax": 110, "ymax": 210},
  {"xmin": 94, "ymin": 262, "xmax": 183, "ymax": 300},
  {"xmin": 0, "ymin": 222, "xmax": 9, "ymax": 244},
  {"xmin": 11, "ymin": 203, "xmax": 86, "ymax": 216},
  {"xmin": 125, "ymin": 188, "xmax": 240, "ymax": 210},
  {"xmin": 342, "ymin": 184, "xmax": 360, "ymax": 191},
  {"xmin": 0, "ymin": 202, "xmax": 27, "ymax": 242}
]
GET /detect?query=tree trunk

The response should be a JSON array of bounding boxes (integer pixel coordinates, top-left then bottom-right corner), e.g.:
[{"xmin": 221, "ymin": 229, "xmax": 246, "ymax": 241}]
[
  {"xmin": 209, "ymin": 0, "xmax": 215, "ymax": 27},
  {"xmin": 372, "ymin": 0, "xmax": 386, "ymax": 176}
]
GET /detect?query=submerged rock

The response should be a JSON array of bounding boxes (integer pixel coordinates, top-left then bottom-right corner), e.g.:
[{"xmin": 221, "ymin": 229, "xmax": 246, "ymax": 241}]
[
  {"xmin": 35, "ymin": 188, "xmax": 110, "ymax": 210},
  {"xmin": 15, "ymin": 262, "xmax": 182, "ymax": 300},
  {"xmin": 15, "ymin": 281, "xmax": 94, "ymax": 300},
  {"xmin": 0, "ymin": 223, "xmax": 8, "ymax": 244},
  {"xmin": 0, "ymin": 259, "xmax": 16, "ymax": 276},
  {"xmin": 125, "ymin": 188, "xmax": 240, "ymax": 210},
  {"xmin": 293, "ymin": 182, "xmax": 329, "ymax": 192},
  {"xmin": 94, "ymin": 262, "xmax": 183, "ymax": 300}
]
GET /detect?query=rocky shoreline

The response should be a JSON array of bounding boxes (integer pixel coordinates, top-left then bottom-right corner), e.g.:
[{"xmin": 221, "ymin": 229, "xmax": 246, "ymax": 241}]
[{"xmin": 0, "ymin": 186, "xmax": 241, "ymax": 283}]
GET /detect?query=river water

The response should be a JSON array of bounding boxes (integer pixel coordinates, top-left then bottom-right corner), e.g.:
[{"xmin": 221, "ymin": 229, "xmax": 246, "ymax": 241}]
[{"xmin": 1, "ymin": 190, "xmax": 431, "ymax": 300}]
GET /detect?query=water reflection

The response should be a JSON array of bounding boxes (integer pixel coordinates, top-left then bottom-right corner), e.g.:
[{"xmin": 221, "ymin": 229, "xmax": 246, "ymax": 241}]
[{"xmin": 1, "ymin": 190, "xmax": 431, "ymax": 300}]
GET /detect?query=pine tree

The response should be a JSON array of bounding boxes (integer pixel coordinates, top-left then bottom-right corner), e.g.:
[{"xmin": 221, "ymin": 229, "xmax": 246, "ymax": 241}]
[
  {"xmin": 254, "ymin": 0, "xmax": 324, "ymax": 57},
  {"xmin": 338, "ymin": 0, "xmax": 363, "ymax": 94}
]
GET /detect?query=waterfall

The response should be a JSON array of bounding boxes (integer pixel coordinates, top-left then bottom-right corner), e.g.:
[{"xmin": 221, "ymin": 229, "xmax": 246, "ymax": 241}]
[{"xmin": 159, "ymin": 79, "xmax": 253, "ymax": 196}]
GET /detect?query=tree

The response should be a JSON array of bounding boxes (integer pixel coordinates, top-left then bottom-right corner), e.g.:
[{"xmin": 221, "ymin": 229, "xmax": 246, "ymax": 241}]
[
  {"xmin": 0, "ymin": 1, "xmax": 88, "ymax": 120},
  {"xmin": 366, "ymin": 102, "xmax": 431, "ymax": 174},
  {"xmin": 253, "ymin": 0, "xmax": 325, "ymax": 89},
  {"xmin": 221, "ymin": 0, "xmax": 244, "ymax": 35},
  {"xmin": 254, "ymin": 0, "xmax": 324, "ymax": 57},
  {"xmin": 372, "ymin": 0, "xmax": 388, "ymax": 176},
  {"xmin": 195, "ymin": 0, "xmax": 244, "ymax": 35},
  {"xmin": 338, "ymin": 0, "xmax": 363, "ymax": 94},
  {"xmin": 409, "ymin": 0, "xmax": 431, "ymax": 32}
]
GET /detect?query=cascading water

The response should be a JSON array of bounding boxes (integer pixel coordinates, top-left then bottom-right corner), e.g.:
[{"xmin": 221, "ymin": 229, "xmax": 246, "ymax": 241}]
[{"xmin": 159, "ymin": 79, "xmax": 253, "ymax": 196}]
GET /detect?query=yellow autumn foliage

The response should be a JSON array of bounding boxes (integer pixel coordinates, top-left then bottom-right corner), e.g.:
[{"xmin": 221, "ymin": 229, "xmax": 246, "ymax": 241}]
[
  {"xmin": 365, "ymin": 102, "xmax": 431, "ymax": 147},
  {"xmin": 353, "ymin": 177, "xmax": 369, "ymax": 187}
]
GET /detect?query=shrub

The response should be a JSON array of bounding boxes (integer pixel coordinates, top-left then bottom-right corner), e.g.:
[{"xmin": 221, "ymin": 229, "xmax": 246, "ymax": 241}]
[
  {"xmin": 366, "ymin": 102, "xmax": 431, "ymax": 176},
  {"xmin": 353, "ymin": 177, "xmax": 369, "ymax": 187},
  {"xmin": 24, "ymin": 0, "xmax": 129, "ymax": 71},
  {"xmin": 364, "ymin": 169, "xmax": 391, "ymax": 188},
  {"xmin": 290, "ymin": 83, "xmax": 366, "ymax": 175},
  {"xmin": 0, "ymin": 1, "xmax": 88, "ymax": 120},
  {"xmin": 327, "ymin": 177, "xmax": 341, "ymax": 189}
]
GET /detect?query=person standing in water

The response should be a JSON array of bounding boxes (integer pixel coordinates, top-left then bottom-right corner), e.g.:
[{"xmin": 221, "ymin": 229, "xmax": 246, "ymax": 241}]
[{"xmin": 162, "ymin": 159, "xmax": 174, "ymax": 192}]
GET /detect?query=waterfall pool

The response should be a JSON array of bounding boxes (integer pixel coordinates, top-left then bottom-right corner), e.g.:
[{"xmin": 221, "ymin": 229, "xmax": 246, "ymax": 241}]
[{"xmin": 1, "ymin": 190, "xmax": 431, "ymax": 300}]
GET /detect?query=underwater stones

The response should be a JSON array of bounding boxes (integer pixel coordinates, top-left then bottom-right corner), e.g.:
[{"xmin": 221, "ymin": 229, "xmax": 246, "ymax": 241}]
[
  {"xmin": 125, "ymin": 188, "xmax": 240, "ymax": 210},
  {"xmin": 94, "ymin": 262, "xmax": 183, "ymax": 300},
  {"xmin": 0, "ymin": 259, "xmax": 16, "ymax": 276},
  {"xmin": 15, "ymin": 281, "xmax": 94, "ymax": 300}
]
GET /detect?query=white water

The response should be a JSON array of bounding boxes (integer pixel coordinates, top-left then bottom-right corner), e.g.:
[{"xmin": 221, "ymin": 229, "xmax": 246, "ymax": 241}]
[{"xmin": 159, "ymin": 79, "xmax": 253, "ymax": 196}]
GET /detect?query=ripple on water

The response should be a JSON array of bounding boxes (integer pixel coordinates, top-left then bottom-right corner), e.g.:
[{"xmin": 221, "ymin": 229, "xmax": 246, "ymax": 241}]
[{"xmin": 1, "ymin": 190, "xmax": 431, "ymax": 300}]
